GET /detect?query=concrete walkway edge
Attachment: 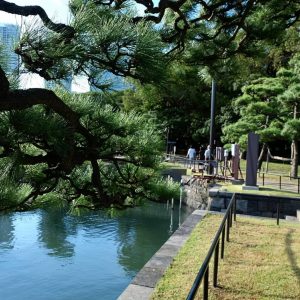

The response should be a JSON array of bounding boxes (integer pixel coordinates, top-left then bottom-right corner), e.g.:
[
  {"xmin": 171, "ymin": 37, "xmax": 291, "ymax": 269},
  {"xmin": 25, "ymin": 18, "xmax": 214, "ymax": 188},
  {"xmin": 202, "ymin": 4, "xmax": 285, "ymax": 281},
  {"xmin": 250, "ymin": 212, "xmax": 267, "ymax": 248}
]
[{"xmin": 117, "ymin": 209, "xmax": 208, "ymax": 300}]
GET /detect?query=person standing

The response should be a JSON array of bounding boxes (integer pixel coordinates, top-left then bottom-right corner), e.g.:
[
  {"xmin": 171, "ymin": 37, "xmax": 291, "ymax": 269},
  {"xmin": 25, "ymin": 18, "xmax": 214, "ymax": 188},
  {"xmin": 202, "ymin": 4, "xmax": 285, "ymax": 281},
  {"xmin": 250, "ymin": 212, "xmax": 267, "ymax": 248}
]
[
  {"xmin": 186, "ymin": 145, "xmax": 196, "ymax": 169},
  {"xmin": 198, "ymin": 145, "xmax": 205, "ymax": 160},
  {"xmin": 204, "ymin": 145, "xmax": 212, "ymax": 173},
  {"xmin": 204, "ymin": 145, "xmax": 211, "ymax": 161}
]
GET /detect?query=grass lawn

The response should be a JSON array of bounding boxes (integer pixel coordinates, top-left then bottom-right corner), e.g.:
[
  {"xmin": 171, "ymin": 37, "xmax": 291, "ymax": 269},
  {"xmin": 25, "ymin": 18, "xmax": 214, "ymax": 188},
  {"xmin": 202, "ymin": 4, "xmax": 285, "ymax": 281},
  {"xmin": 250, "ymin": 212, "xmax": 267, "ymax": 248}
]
[
  {"xmin": 218, "ymin": 182, "xmax": 300, "ymax": 198},
  {"xmin": 161, "ymin": 161, "xmax": 188, "ymax": 170},
  {"xmin": 151, "ymin": 214, "xmax": 300, "ymax": 300}
]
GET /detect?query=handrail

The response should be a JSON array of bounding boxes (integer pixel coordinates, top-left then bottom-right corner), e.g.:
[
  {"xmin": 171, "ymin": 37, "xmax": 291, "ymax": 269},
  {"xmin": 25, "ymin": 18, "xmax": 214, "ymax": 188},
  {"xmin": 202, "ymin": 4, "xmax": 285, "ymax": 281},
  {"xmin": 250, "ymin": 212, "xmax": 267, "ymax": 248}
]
[
  {"xmin": 260, "ymin": 172, "xmax": 300, "ymax": 194},
  {"xmin": 186, "ymin": 193, "xmax": 237, "ymax": 300}
]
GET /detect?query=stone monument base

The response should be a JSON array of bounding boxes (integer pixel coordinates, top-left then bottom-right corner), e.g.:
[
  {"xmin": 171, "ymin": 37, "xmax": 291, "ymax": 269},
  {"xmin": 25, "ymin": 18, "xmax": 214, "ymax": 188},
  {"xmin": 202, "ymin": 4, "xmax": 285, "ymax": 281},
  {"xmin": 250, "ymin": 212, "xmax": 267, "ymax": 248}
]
[
  {"xmin": 231, "ymin": 179, "xmax": 244, "ymax": 185},
  {"xmin": 242, "ymin": 185, "xmax": 259, "ymax": 191}
]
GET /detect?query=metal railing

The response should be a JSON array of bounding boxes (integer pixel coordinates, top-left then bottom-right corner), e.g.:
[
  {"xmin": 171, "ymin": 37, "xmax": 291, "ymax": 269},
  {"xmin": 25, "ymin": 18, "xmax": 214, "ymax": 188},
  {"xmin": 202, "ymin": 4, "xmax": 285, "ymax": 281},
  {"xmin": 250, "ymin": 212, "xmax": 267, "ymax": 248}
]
[
  {"xmin": 165, "ymin": 154, "xmax": 219, "ymax": 174},
  {"xmin": 186, "ymin": 193, "xmax": 237, "ymax": 300},
  {"xmin": 260, "ymin": 172, "xmax": 300, "ymax": 194},
  {"xmin": 232, "ymin": 193, "xmax": 300, "ymax": 225}
]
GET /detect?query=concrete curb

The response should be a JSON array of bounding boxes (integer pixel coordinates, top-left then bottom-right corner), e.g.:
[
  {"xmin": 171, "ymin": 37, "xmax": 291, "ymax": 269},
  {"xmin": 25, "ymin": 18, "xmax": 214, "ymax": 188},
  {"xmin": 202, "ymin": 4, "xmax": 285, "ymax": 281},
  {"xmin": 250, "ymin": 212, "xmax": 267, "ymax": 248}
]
[{"xmin": 117, "ymin": 209, "xmax": 208, "ymax": 300}]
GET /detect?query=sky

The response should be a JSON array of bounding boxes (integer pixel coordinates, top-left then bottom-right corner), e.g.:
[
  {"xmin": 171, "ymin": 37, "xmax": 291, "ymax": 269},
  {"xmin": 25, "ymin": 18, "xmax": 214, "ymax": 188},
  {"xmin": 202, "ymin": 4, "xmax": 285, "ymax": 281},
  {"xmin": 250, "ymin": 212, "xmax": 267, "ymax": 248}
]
[
  {"xmin": 0, "ymin": 0, "xmax": 70, "ymax": 24},
  {"xmin": 0, "ymin": 0, "xmax": 88, "ymax": 91}
]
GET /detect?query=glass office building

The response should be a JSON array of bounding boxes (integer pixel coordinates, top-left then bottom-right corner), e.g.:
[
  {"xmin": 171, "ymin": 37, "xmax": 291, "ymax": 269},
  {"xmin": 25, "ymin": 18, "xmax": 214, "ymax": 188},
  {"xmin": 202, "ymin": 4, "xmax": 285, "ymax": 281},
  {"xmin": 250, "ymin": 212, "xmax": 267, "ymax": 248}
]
[{"xmin": 0, "ymin": 23, "xmax": 20, "ymax": 73}]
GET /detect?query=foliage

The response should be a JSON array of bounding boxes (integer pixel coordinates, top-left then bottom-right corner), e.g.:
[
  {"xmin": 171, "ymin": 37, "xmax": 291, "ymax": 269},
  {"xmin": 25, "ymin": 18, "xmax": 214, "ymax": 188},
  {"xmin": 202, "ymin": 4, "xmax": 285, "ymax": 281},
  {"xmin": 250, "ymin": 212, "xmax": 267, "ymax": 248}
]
[
  {"xmin": 0, "ymin": 90, "xmax": 169, "ymax": 209},
  {"xmin": 18, "ymin": 3, "xmax": 168, "ymax": 86},
  {"xmin": 1, "ymin": 0, "xmax": 300, "ymax": 209},
  {"xmin": 222, "ymin": 53, "xmax": 300, "ymax": 176}
]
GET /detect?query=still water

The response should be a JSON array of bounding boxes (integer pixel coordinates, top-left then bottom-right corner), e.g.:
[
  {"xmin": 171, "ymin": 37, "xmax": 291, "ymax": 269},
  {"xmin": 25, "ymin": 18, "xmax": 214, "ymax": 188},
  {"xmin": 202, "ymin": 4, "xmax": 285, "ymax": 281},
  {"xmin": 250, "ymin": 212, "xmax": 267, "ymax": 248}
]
[{"xmin": 0, "ymin": 201, "xmax": 192, "ymax": 300}]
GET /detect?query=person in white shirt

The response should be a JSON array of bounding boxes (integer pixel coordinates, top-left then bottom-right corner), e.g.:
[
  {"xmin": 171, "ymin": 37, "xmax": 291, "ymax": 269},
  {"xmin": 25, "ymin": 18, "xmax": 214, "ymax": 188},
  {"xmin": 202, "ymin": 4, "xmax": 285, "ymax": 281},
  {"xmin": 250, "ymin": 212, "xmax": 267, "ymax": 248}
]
[
  {"xmin": 187, "ymin": 145, "xmax": 196, "ymax": 169},
  {"xmin": 204, "ymin": 145, "xmax": 211, "ymax": 161}
]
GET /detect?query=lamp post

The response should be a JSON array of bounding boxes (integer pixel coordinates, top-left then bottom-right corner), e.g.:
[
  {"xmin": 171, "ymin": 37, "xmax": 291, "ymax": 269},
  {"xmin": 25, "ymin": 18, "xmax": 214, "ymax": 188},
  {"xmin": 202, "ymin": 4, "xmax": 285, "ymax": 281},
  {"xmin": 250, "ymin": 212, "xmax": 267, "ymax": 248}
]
[
  {"xmin": 209, "ymin": 79, "xmax": 216, "ymax": 174},
  {"xmin": 209, "ymin": 79, "xmax": 216, "ymax": 151},
  {"xmin": 165, "ymin": 127, "xmax": 169, "ymax": 157}
]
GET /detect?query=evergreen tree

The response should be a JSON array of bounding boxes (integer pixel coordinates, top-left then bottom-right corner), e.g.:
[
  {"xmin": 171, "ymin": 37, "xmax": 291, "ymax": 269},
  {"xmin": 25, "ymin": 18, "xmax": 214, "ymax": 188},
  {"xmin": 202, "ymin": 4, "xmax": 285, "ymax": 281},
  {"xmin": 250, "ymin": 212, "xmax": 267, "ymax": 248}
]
[
  {"xmin": 277, "ymin": 55, "xmax": 300, "ymax": 177},
  {"xmin": 1, "ymin": 0, "xmax": 300, "ymax": 209},
  {"xmin": 222, "ymin": 54, "xmax": 300, "ymax": 177},
  {"xmin": 222, "ymin": 76, "xmax": 284, "ymax": 168}
]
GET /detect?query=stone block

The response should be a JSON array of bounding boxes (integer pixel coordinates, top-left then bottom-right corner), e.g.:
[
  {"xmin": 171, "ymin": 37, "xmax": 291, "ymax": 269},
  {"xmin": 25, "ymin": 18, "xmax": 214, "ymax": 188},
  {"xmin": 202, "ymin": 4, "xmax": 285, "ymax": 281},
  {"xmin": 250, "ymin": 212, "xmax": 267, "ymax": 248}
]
[
  {"xmin": 132, "ymin": 267, "xmax": 165, "ymax": 288},
  {"xmin": 285, "ymin": 215, "xmax": 298, "ymax": 221},
  {"xmin": 117, "ymin": 284, "xmax": 153, "ymax": 300},
  {"xmin": 242, "ymin": 185, "xmax": 259, "ymax": 191}
]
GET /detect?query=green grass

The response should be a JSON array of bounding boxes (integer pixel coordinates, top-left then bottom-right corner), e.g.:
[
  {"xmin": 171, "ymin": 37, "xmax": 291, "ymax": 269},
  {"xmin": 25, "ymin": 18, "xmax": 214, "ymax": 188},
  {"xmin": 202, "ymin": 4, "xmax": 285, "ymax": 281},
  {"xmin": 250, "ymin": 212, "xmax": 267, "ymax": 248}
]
[
  {"xmin": 161, "ymin": 161, "xmax": 188, "ymax": 170},
  {"xmin": 152, "ymin": 214, "xmax": 300, "ymax": 300},
  {"xmin": 218, "ymin": 183, "xmax": 300, "ymax": 198},
  {"xmin": 151, "ymin": 214, "xmax": 223, "ymax": 300},
  {"xmin": 240, "ymin": 159, "xmax": 300, "ymax": 177}
]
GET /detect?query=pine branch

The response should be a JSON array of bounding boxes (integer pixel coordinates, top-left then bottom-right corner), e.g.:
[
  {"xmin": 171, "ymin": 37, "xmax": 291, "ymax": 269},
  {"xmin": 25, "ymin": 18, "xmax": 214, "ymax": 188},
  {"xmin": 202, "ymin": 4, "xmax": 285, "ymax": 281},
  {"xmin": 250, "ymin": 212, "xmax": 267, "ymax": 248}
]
[{"xmin": 0, "ymin": 0, "xmax": 75, "ymax": 39}]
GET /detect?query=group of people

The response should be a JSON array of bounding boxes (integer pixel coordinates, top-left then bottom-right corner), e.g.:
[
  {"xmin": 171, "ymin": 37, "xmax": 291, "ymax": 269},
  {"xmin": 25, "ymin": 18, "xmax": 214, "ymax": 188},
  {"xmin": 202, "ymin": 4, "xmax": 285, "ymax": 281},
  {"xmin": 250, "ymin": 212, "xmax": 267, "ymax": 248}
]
[
  {"xmin": 186, "ymin": 145, "xmax": 213, "ymax": 171},
  {"xmin": 186, "ymin": 145, "xmax": 212, "ymax": 162}
]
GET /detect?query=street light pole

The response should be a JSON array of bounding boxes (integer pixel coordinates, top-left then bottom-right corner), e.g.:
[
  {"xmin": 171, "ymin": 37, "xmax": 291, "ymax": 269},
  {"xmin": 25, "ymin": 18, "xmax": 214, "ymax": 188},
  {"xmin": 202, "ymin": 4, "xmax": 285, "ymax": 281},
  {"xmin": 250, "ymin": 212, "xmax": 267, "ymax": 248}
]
[
  {"xmin": 209, "ymin": 79, "xmax": 216, "ymax": 174},
  {"xmin": 209, "ymin": 79, "xmax": 216, "ymax": 152}
]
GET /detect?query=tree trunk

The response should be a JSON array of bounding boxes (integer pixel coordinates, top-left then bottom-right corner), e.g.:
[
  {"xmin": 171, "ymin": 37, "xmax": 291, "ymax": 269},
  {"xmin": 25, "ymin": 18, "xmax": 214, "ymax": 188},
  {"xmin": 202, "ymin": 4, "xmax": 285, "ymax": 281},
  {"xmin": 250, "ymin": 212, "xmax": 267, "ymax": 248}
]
[
  {"xmin": 257, "ymin": 143, "xmax": 267, "ymax": 171},
  {"xmin": 290, "ymin": 103, "xmax": 299, "ymax": 178},
  {"xmin": 290, "ymin": 140, "xmax": 299, "ymax": 178}
]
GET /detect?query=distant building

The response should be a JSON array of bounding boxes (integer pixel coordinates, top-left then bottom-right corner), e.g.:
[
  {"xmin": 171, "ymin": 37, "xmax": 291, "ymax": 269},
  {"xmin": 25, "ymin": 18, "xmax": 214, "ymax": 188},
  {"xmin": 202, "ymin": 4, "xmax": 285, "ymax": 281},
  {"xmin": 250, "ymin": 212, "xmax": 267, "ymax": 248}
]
[
  {"xmin": 0, "ymin": 23, "xmax": 20, "ymax": 73},
  {"xmin": 89, "ymin": 71, "xmax": 129, "ymax": 92}
]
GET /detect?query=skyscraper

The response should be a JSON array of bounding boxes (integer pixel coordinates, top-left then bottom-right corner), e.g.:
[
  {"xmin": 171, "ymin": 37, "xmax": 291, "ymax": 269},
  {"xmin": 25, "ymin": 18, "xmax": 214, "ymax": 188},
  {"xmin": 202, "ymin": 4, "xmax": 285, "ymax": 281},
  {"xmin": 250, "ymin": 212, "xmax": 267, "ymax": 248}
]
[
  {"xmin": 89, "ymin": 71, "xmax": 129, "ymax": 92},
  {"xmin": 0, "ymin": 23, "xmax": 20, "ymax": 73}
]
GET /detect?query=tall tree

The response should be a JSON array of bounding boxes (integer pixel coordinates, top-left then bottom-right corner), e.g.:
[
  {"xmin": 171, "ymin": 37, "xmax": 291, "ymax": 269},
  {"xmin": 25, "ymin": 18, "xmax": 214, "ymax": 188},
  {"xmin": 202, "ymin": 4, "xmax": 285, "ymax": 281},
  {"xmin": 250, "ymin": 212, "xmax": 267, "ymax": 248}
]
[
  {"xmin": 221, "ymin": 76, "xmax": 284, "ymax": 168},
  {"xmin": 1, "ymin": 0, "xmax": 300, "ymax": 209},
  {"xmin": 222, "ymin": 54, "xmax": 300, "ymax": 177},
  {"xmin": 277, "ymin": 55, "xmax": 300, "ymax": 177}
]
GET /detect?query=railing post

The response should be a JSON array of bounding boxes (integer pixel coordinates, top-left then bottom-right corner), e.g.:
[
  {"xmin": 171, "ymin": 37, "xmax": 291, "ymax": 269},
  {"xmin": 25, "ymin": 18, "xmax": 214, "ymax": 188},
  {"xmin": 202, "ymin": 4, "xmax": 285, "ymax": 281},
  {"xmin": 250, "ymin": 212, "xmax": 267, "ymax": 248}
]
[
  {"xmin": 298, "ymin": 178, "xmax": 299, "ymax": 194},
  {"xmin": 221, "ymin": 226, "xmax": 225, "ymax": 259},
  {"xmin": 213, "ymin": 241, "xmax": 220, "ymax": 287},
  {"xmin": 276, "ymin": 200, "xmax": 280, "ymax": 225},
  {"xmin": 226, "ymin": 215, "xmax": 230, "ymax": 242},
  {"xmin": 234, "ymin": 195, "xmax": 237, "ymax": 222},
  {"xmin": 203, "ymin": 267, "xmax": 209, "ymax": 300},
  {"xmin": 230, "ymin": 206, "xmax": 233, "ymax": 227},
  {"xmin": 279, "ymin": 175, "xmax": 281, "ymax": 190},
  {"xmin": 262, "ymin": 172, "xmax": 265, "ymax": 186}
]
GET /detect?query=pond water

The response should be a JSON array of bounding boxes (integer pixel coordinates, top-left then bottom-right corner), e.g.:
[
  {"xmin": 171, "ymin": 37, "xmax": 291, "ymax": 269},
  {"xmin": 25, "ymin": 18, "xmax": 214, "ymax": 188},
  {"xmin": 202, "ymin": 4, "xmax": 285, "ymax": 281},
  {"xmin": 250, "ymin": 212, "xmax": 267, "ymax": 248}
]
[{"xmin": 0, "ymin": 200, "xmax": 193, "ymax": 300}]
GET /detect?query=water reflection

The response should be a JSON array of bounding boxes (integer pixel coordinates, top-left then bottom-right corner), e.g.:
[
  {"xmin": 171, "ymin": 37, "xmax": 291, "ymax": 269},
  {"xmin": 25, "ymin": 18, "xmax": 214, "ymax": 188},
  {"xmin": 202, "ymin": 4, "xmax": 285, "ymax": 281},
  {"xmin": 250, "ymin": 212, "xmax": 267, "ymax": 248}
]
[
  {"xmin": 38, "ymin": 208, "xmax": 75, "ymax": 258},
  {"xmin": 0, "ymin": 214, "xmax": 14, "ymax": 250},
  {"xmin": 115, "ymin": 201, "xmax": 192, "ymax": 276},
  {"xmin": 0, "ymin": 201, "xmax": 193, "ymax": 300}
]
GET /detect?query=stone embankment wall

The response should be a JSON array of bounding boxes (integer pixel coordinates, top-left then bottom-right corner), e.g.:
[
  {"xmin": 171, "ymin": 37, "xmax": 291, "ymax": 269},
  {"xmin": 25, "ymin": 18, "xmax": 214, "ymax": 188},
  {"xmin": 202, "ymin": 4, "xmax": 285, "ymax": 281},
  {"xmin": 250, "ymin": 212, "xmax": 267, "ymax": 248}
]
[
  {"xmin": 209, "ymin": 188, "xmax": 300, "ymax": 219},
  {"xmin": 180, "ymin": 173, "xmax": 300, "ymax": 219},
  {"xmin": 181, "ymin": 175, "xmax": 209, "ymax": 209},
  {"xmin": 161, "ymin": 170, "xmax": 210, "ymax": 210}
]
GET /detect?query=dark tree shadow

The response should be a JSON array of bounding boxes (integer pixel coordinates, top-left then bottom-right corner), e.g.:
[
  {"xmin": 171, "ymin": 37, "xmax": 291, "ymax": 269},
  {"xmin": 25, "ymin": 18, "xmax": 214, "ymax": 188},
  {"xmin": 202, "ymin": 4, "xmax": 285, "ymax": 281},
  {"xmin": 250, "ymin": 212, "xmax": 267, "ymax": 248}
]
[{"xmin": 285, "ymin": 229, "xmax": 300, "ymax": 286}]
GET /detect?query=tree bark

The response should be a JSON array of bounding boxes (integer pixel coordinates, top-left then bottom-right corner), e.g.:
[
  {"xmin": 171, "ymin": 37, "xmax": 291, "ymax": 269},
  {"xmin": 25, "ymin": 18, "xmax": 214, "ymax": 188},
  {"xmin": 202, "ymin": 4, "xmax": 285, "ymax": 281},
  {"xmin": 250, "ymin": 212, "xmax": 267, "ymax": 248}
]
[
  {"xmin": 0, "ymin": 0, "xmax": 75, "ymax": 38},
  {"xmin": 290, "ymin": 103, "xmax": 299, "ymax": 178},
  {"xmin": 257, "ymin": 143, "xmax": 267, "ymax": 171},
  {"xmin": 0, "ymin": 88, "xmax": 94, "ymax": 142},
  {"xmin": 290, "ymin": 140, "xmax": 298, "ymax": 178}
]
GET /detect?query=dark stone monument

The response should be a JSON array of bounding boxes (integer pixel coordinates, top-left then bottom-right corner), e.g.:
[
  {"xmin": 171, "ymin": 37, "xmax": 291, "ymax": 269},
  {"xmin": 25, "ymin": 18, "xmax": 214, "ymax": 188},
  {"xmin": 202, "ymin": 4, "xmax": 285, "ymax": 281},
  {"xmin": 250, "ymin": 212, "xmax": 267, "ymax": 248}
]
[
  {"xmin": 244, "ymin": 132, "xmax": 259, "ymax": 189},
  {"xmin": 231, "ymin": 143, "xmax": 240, "ymax": 180}
]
